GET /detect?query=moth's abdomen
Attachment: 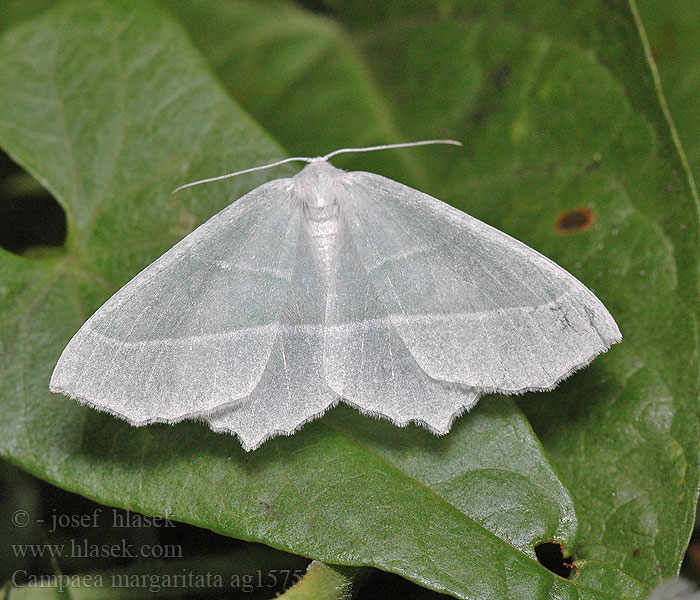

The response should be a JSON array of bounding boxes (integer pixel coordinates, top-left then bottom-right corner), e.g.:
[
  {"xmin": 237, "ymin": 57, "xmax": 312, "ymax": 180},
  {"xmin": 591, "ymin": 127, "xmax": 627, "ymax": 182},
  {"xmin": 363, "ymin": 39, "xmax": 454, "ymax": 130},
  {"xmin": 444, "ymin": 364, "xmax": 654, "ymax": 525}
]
[{"xmin": 302, "ymin": 199, "xmax": 340, "ymax": 280}]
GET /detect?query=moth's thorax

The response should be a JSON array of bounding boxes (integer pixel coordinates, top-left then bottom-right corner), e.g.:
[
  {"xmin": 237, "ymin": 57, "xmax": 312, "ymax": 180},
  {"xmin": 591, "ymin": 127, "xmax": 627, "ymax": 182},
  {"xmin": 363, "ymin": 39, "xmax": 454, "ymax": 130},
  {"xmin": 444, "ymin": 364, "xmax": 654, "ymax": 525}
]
[{"xmin": 294, "ymin": 161, "xmax": 345, "ymax": 275}]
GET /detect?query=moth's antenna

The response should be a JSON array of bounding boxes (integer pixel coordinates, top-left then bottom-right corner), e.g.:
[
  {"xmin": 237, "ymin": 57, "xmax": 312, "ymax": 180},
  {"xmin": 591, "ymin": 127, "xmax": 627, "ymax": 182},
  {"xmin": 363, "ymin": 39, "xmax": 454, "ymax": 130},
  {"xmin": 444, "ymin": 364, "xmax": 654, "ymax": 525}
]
[
  {"xmin": 172, "ymin": 156, "xmax": 314, "ymax": 193},
  {"xmin": 320, "ymin": 139, "xmax": 462, "ymax": 161},
  {"xmin": 172, "ymin": 139, "xmax": 462, "ymax": 193}
]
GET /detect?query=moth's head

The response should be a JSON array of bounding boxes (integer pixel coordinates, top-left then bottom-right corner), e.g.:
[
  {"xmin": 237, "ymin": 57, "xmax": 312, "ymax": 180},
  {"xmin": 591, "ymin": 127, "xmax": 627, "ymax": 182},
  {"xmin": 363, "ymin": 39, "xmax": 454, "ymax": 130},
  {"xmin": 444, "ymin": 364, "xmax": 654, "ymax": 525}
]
[{"xmin": 293, "ymin": 160, "xmax": 347, "ymax": 210}]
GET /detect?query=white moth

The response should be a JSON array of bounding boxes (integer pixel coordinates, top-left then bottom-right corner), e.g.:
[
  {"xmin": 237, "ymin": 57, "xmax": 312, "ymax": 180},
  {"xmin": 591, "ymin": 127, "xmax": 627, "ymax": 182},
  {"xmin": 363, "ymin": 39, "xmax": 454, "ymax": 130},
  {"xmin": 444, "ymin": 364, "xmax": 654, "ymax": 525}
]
[{"xmin": 50, "ymin": 140, "xmax": 621, "ymax": 451}]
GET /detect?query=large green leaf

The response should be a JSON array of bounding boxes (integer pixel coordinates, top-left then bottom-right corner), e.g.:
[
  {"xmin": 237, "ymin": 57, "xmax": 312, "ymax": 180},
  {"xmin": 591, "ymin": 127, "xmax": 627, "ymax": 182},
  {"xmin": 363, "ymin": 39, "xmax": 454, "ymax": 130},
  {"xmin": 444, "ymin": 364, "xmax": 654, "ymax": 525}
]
[
  {"xmin": 0, "ymin": 2, "xmax": 644, "ymax": 599},
  {"xmin": 0, "ymin": 0, "xmax": 697, "ymax": 598}
]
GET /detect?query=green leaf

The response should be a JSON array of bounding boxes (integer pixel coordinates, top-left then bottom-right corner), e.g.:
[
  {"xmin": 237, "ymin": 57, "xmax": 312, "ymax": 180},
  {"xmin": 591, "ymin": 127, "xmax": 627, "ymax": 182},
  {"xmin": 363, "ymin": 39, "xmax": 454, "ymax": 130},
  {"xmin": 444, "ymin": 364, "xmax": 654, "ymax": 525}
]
[
  {"xmin": 0, "ymin": 1, "xmax": 697, "ymax": 598},
  {"xmin": 0, "ymin": 2, "xmax": 625, "ymax": 599}
]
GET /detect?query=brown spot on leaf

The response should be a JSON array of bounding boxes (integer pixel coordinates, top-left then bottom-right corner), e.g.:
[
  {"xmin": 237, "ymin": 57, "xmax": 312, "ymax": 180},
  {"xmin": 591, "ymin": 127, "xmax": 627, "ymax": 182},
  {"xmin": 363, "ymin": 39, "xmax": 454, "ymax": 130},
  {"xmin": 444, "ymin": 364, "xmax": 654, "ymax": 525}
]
[
  {"xmin": 556, "ymin": 208, "xmax": 594, "ymax": 233},
  {"xmin": 633, "ymin": 548, "xmax": 641, "ymax": 558}
]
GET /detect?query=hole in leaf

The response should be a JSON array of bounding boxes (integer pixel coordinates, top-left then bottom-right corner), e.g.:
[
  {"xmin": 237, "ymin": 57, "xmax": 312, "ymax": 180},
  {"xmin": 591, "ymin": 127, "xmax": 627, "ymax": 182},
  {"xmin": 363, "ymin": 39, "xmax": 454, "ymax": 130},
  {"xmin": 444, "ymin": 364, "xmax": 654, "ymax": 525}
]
[
  {"xmin": 535, "ymin": 541, "xmax": 574, "ymax": 578},
  {"xmin": 0, "ymin": 152, "xmax": 66, "ymax": 255},
  {"xmin": 556, "ymin": 207, "xmax": 594, "ymax": 233}
]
